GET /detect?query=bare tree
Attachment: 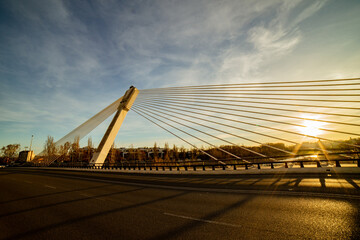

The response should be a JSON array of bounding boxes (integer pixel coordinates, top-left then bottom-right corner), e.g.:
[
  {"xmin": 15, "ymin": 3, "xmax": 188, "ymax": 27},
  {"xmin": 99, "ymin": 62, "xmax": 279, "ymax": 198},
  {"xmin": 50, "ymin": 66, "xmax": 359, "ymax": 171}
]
[
  {"xmin": 44, "ymin": 136, "xmax": 57, "ymax": 163},
  {"xmin": 70, "ymin": 136, "xmax": 80, "ymax": 162},
  {"xmin": 172, "ymin": 144, "xmax": 179, "ymax": 162},
  {"xmin": 208, "ymin": 147, "xmax": 224, "ymax": 159},
  {"xmin": 1, "ymin": 144, "xmax": 20, "ymax": 158},
  {"xmin": 191, "ymin": 147, "xmax": 198, "ymax": 160},
  {"xmin": 153, "ymin": 142, "xmax": 159, "ymax": 162},
  {"xmin": 163, "ymin": 143, "xmax": 170, "ymax": 162},
  {"xmin": 86, "ymin": 137, "xmax": 94, "ymax": 162},
  {"xmin": 179, "ymin": 146, "xmax": 186, "ymax": 160},
  {"xmin": 58, "ymin": 142, "xmax": 70, "ymax": 162},
  {"xmin": 128, "ymin": 144, "xmax": 135, "ymax": 161},
  {"xmin": 137, "ymin": 148, "xmax": 144, "ymax": 162},
  {"xmin": 88, "ymin": 137, "xmax": 93, "ymax": 149},
  {"xmin": 107, "ymin": 142, "xmax": 116, "ymax": 166}
]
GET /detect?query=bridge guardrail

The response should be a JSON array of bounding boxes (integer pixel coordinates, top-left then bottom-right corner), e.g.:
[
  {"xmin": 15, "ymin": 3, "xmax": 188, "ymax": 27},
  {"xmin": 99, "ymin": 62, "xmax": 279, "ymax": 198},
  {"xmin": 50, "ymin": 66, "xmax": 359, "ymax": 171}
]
[{"xmin": 29, "ymin": 158, "xmax": 360, "ymax": 171}]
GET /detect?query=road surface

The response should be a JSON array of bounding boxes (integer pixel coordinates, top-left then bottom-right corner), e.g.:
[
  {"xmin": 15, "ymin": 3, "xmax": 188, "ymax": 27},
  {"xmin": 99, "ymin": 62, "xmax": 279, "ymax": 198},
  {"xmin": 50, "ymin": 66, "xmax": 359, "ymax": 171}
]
[{"xmin": 0, "ymin": 168, "xmax": 359, "ymax": 239}]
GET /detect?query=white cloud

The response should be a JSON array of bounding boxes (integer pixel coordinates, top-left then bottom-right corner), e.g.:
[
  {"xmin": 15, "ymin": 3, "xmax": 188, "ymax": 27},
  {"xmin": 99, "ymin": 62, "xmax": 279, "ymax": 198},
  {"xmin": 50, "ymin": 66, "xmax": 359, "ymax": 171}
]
[{"xmin": 2, "ymin": 0, "xmax": 343, "ymax": 150}]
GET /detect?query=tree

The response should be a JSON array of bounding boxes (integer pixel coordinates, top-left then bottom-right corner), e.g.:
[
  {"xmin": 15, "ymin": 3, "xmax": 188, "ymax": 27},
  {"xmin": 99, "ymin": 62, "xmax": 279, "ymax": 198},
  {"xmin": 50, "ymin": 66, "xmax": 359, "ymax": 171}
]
[
  {"xmin": 1, "ymin": 144, "xmax": 20, "ymax": 158},
  {"xmin": 70, "ymin": 136, "xmax": 80, "ymax": 162},
  {"xmin": 153, "ymin": 142, "xmax": 159, "ymax": 162},
  {"xmin": 58, "ymin": 142, "xmax": 71, "ymax": 162},
  {"xmin": 191, "ymin": 147, "xmax": 198, "ymax": 160},
  {"xmin": 179, "ymin": 146, "xmax": 186, "ymax": 160},
  {"xmin": 85, "ymin": 137, "xmax": 94, "ymax": 162},
  {"xmin": 107, "ymin": 142, "xmax": 116, "ymax": 165},
  {"xmin": 128, "ymin": 144, "xmax": 135, "ymax": 161},
  {"xmin": 44, "ymin": 136, "xmax": 57, "ymax": 163},
  {"xmin": 172, "ymin": 144, "xmax": 179, "ymax": 161},
  {"xmin": 163, "ymin": 143, "xmax": 170, "ymax": 162},
  {"xmin": 137, "ymin": 148, "xmax": 144, "ymax": 162}
]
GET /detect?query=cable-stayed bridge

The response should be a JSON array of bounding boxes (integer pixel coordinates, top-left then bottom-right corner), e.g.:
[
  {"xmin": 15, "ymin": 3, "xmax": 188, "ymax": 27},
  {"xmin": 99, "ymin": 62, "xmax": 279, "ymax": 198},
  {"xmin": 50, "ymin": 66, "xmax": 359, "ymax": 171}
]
[
  {"xmin": 34, "ymin": 78, "xmax": 360, "ymax": 170},
  {"xmin": 4, "ymin": 78, "xmax": 360, "ymax": 240}
]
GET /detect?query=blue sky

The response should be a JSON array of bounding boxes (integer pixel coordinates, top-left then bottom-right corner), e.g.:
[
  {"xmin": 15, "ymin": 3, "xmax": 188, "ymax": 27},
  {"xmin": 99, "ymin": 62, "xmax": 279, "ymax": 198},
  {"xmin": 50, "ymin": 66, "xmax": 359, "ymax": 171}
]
[{"xmin": 1, "ymin": 0, "xmax": 360, "ymax": 154}]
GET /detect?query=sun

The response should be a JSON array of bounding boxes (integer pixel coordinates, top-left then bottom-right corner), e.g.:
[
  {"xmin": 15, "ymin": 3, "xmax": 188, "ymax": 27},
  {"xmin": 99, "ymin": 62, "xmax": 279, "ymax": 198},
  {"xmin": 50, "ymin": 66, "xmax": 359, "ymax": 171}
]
[{"xmin": 297, "ymin": 116, "xmax": 325, "ymax": 137}]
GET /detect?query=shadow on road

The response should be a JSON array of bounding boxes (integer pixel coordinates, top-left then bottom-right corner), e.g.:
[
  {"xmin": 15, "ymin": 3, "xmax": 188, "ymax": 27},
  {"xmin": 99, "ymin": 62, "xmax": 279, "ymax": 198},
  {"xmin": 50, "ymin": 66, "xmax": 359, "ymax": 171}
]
[
  {"xmin": 3, "ymin": 190, "xmax": 188, "ymax": 240},
  {"xmin": 0, "ymin": 183, "xmax": 113, "ymax": 205},
  {"xmin": 1, "ymin": 168, "xmax": 359, "ymax": 239},
  {"xmin": 2, "ymin": 168, "xmax": 360, "ymax": 196}
]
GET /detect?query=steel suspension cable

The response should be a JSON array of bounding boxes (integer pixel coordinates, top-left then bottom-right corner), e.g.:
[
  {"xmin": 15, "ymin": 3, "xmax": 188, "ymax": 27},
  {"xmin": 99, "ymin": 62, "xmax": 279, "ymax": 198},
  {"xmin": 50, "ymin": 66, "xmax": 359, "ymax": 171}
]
[
  {"xmin": 135, "ymin": 105, "xmax": 272, "ymax": 158},
  {"xmin": 135, "ymin": 104, "xmax": 294, "ymax": 156},
  {"xmin": 135, "ymin": 102, "xmax": 299, "ymax": 144},
  {"xmin": 134, "ymin": 102, "xmax": 336, "ymax": 154},
  {"xmin": 136, "ymin": 96, "xmax": 360, "ymax": 110},
  {"xmin": 140, "ymin": 81, "xmax": 360, "ymax": 91},
  {"xmin": 137, "ymin": 93, "xmax": 360, "ymax": 103},
  {"xmin": 132, "ymin": 108, "xmax": 222, "ymax": 163},
  {"xmin": 133, "ymin": 106, "xmax": 255, "ymax": 162},
  {"xmin": 140, "ymin": 91, "xmax": 360, "ymax": 97},
  {"xmin": 138, "ymin": 99, "xmax": 360, "ymax": 134},
  {"xmin": 136, "ymin": 98, "xmax": 359, "ymax": 118},
  {"xmin": 134, "ymin": 101, "xmax": 360, "ymax": 148},
  {"xmin": 140, "ymin": 77, "xmax": 360, "ymax": 90},
  {"xmin": 141, "ymin": 88, "xmax": 360, "ymax": 92}
]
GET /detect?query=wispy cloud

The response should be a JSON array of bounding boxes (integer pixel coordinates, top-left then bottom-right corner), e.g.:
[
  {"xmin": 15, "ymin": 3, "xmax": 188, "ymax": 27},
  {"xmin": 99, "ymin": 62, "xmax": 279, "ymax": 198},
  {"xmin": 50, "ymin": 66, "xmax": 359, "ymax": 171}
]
[{"xmin": 2, "ymin": 0, "xmax": 358, "ymax": 152}]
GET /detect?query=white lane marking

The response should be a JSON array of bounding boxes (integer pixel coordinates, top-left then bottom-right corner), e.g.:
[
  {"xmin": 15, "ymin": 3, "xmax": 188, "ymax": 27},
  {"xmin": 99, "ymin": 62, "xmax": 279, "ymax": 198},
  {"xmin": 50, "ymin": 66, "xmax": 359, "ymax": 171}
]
[
  {"xmin": 44, "ymin": 185, "xmax": 56, "ymax": 189},
  {"xmin": 24, "ymin": 181, "xmax": 32, "ymax": 184},
  {"xmin": 164, "ymin": 212, "xmax": 242, "ymax": 228}
]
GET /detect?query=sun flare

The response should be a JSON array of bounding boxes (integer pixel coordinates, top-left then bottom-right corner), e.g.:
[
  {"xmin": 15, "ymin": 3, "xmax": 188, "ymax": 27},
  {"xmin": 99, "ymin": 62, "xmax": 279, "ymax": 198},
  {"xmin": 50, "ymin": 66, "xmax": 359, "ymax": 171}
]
[{"xmin": 297, "ymin": 116, "xmax": 325, "ymax": 137}]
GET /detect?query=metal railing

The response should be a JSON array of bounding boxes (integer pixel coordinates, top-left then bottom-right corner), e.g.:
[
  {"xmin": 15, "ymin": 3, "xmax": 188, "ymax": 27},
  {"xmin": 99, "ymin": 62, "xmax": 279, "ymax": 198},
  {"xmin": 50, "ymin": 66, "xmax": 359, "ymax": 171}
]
[{"xmin": 30, "ymin": 158, "xmax": 360, "ymax": 172}]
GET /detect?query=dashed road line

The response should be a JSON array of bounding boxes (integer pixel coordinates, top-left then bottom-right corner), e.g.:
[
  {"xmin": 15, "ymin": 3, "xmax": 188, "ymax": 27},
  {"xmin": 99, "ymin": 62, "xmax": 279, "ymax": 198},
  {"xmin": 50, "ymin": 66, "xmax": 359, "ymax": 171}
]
[{"xmin": 164, "ymin": 212, "xmax": 242, "ymax": 228}]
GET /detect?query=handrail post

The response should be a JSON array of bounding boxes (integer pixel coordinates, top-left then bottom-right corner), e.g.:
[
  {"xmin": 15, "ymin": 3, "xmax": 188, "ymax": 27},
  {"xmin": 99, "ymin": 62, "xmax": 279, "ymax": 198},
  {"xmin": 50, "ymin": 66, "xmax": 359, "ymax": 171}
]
[{"xmin": 335, "ymin": 160, "xmax": 341, "ymax": 167}]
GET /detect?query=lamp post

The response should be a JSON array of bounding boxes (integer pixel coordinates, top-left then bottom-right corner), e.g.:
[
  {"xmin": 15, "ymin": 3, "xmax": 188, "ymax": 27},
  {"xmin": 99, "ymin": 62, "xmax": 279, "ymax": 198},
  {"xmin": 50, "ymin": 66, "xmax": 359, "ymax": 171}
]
[{"xmin": 29, "ymin": 135, "xmax": 34, "ymax": 152}]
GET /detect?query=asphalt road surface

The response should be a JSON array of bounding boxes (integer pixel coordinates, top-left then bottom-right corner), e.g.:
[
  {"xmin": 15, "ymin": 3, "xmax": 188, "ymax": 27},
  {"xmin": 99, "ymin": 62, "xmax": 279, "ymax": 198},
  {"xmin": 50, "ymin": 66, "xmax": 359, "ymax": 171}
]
[{"xmin": 0, "ymin": 168, "xmax": 359, "ymax": 240}]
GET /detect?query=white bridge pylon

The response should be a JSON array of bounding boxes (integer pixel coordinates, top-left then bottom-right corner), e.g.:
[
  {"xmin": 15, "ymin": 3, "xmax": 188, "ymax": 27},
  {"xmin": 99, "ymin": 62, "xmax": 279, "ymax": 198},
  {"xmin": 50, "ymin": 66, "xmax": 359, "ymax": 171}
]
[
  {"xmin": 40, "ymin": 86, "xmax": 139, "ymax": 166},
  {"xmin": 89, "ymin": 86, "xmax": 139, "ymax": 166}
]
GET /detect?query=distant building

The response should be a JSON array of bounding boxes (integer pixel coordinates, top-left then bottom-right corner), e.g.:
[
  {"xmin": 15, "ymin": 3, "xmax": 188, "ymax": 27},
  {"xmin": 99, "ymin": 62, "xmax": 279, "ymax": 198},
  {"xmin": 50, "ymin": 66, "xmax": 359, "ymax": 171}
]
[{"xmin": 18, "ymin": 151, "xmax": 35, "ymax": 162}]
